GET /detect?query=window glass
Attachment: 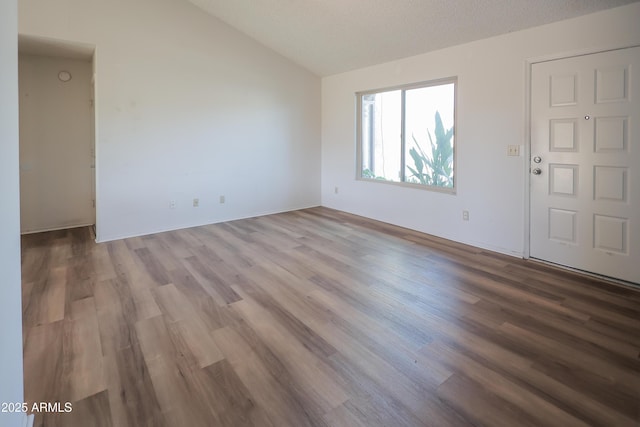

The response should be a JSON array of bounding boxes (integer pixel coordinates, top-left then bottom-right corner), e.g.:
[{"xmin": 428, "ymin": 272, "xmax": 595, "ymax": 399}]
[
  {"xmin": 404, "ymin": 83, "xmax": 455, "ymax": 188},
  {"xmin": 361, "ymin": 90, "xmax": 401, "ymax": 182},
  {"xmin": 358, "ymin": 79, "xmax": 456, "ymax": 191}
]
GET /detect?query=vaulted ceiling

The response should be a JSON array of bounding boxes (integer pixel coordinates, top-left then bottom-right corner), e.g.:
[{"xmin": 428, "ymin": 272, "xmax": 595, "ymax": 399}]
[{"xmin": 188, "ymin": 0, "xmax": 638, "ymax": 76}]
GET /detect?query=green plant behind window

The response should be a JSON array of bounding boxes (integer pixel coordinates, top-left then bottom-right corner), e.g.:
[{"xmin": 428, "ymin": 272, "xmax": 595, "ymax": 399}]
[
  {"xmin": 406, "ymin": 111, "xmax": 453, "ymax": 187},
  {"xmin": 362, "ymin": 168, "xmax": 388, "ymax": 181}
]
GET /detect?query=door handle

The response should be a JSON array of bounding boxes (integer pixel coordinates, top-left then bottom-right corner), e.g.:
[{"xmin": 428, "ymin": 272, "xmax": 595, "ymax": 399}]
[{"xmin": 532, "ymin": 168, "xmax": 542, "ymax": 175}]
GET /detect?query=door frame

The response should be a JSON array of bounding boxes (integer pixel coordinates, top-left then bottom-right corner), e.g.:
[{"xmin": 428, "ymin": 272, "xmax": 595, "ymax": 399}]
[
  {"xmin": 91, "ymin": 51, "xmax": 98, "ymax": 240},
  {"xmin": 523, "ymin": 43, "xmax": 640, "ymax": 262}
]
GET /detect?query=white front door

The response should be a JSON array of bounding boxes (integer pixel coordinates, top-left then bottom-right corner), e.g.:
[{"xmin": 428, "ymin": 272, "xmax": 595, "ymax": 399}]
[{"xmin": 530, "ymin": 47, "xmax": 640, "ymax": 284}]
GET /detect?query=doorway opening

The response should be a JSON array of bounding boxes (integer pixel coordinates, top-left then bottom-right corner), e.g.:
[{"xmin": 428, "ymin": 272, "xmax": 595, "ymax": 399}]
[{"xmin": 18, "ymin": 35, "xmax": 97, "ymax": 237}]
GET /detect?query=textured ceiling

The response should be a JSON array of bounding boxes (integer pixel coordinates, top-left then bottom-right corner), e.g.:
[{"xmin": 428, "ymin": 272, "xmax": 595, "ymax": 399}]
[{"xmin": 188, "ymin": 0, "xmax": 638, "ymax": 76}]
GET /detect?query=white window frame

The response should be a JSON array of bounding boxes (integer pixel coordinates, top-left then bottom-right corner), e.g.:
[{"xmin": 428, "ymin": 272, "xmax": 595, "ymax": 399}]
[{"xmin": 356, "ymin": 77, "xmax": 457, "ymax": 193}]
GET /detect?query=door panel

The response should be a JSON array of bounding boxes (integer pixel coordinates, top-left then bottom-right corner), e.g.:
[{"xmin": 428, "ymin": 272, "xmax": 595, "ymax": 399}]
[{"xmin": 530, "ymin": 47, "xmax": 640, "ymax": 284}]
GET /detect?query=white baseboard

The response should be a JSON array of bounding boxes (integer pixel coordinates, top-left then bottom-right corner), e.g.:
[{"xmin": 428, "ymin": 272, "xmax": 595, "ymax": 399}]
[
  {"xmin": 20, "ymin": 222, "xmax": 94, "ymax": 235},
  {"xmin": 23, "ymin": 414, "xmax": 34, "ymax": 427}
]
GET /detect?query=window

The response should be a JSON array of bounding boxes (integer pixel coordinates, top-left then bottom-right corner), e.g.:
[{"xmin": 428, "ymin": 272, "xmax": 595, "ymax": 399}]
[{"xmin": 357, "ymin": 78, "xmax": 456, "ymax": 191}]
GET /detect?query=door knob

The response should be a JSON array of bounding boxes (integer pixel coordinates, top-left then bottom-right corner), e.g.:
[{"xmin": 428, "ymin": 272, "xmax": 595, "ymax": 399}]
[
  {"xmin": 533, "ymin": 156, "xmax": 542, "ymax": 163},
  {"xmin": 532, "ymin": 168, "xmax": 542, "ymax": 175}
]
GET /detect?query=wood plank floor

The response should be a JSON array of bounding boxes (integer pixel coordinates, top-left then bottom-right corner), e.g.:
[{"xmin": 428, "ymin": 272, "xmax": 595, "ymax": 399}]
[{"xmin": 21, "ymin": 207, "xmax": 640, "ymax": 427}]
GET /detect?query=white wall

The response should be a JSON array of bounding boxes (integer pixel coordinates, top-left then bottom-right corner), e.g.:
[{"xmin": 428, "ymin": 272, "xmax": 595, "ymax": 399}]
[
  {"xmin": 321, "ymin": 3, "xmax": 640, "ymax": 256},
  {"xmin": 19, "ymin": 0, "xmax": 321, "ymax": 242},
  {"xmin": 19, "ymin": 55, "xmax": 95, "ymax": 233},
  {"xmin": 0, "ymin": 1, "xmax": 26, "ymax": 427}
]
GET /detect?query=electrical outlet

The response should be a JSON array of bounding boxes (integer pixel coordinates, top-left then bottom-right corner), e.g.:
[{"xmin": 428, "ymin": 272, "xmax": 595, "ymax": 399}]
[
  {"xmin": 169, "ymin": 200, "xmax": 176, "ymax": 209},
  {"xmin": 462, "ymin": 210, "xmax": 469, "ymax": 221},
  {"xmin": 219, "ymin": 195, "xmax": 225, "ymax": 204},
  {"xmin": 193, "ymin": 198, "xmax": 199, "ymax": 207},
  {"xmin": 507, "ymin": 145, "xmax": 520, "ymax": 156}
]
